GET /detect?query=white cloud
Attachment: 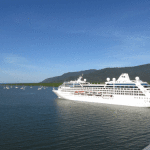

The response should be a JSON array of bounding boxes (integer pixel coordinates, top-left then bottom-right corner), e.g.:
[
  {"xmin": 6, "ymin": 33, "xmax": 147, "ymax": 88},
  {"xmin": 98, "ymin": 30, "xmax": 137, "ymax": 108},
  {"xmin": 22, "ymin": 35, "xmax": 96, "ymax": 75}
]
[
  {"xmin": 1, "ymin": 53, "xmax": 39, "ymax": 71},
  {"xmin": 3, "ymin": 55, "xmax": 28, "ymax": 64}
]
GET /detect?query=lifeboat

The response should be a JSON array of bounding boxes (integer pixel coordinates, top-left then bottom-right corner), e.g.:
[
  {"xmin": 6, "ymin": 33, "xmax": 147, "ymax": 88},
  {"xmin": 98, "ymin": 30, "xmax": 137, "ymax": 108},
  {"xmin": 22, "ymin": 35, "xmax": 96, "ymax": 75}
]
[{"xmin": 74, "ymin": 91, "xmax": 79, "ymax": 95}]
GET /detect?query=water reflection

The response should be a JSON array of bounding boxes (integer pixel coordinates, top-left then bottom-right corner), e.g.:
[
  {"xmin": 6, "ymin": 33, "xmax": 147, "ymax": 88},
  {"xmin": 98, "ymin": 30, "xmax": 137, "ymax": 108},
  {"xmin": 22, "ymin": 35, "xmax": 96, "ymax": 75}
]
[
  {"xmin": 1, "ymin": 85, "xmax": 150, "ymax": 150},
  {"xmin": 54, "ymin": 98, "xmax": 150, "ymax": 149}
]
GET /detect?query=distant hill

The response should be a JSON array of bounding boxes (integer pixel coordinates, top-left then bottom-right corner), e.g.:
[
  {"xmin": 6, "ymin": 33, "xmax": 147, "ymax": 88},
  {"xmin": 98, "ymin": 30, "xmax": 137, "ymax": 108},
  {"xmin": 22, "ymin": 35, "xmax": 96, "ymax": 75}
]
[
  {"xmin": 41, "ymin": 69, "xmax": 96, "ymax": 83},
  {"xmin": 41, "ymin": 64, "xmax": 150, "ymax": 83}
]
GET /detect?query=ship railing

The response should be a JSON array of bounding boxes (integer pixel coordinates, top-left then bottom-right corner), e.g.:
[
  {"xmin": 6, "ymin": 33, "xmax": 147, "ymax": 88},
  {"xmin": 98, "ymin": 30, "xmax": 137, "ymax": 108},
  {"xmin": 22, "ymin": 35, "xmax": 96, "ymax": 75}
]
[{"xmin": 61, "ymin": 86, "xmax": 147, "ymax": 97}]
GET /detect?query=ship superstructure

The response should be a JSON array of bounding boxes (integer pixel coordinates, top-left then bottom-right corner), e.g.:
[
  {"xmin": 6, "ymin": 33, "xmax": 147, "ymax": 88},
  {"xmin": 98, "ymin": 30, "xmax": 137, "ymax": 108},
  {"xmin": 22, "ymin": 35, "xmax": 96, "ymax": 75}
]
[{"xmin": 52, "ymin": 73, "xmax": 150, "ymax": 107}]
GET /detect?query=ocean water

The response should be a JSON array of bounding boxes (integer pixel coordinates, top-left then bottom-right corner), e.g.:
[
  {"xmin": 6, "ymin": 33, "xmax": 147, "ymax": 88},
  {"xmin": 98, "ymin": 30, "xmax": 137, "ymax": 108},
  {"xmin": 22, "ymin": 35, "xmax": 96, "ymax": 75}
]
[{"xmin": 0, "ymin": 86, "xmax": 150, "ymax": 150}]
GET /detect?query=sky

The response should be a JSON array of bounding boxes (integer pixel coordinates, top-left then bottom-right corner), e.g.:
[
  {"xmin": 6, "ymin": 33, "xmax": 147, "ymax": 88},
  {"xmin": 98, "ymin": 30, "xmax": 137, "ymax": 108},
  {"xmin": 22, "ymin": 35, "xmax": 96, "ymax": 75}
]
[{"xmin": 0, "ymin": 0, "xmax": 150, "ymax": 83}]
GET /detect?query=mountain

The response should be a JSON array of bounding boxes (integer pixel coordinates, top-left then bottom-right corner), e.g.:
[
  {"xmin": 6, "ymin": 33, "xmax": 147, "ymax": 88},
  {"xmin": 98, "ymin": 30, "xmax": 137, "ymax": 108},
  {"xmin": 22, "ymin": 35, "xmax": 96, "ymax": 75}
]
[
  {"xmin": 41, "ymin": 69, "xmax": 96, "ymax": 83},
  {"xmin": 41, "ymin": 64, "xmax": 150, "ymax": 83}
]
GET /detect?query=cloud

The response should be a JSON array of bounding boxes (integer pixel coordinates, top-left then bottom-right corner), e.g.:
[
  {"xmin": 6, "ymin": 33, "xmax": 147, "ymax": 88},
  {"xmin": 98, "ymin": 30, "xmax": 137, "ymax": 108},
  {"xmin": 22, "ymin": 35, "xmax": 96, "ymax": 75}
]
[
  {"xmin": 3, "ymin": 54, "xmax": 27, "ymax": 64},
  {"xmin": 0, "ymin": 53, "xmax": 64, "ymax": 82},
  {"xmin": 0, "ymin": 69, "xmax": 39, "ymax": 83},
  {"xmin": 2, "ymin": 53, "xmax": 27, "ymax": 64},
  {"xmin": 1, "ymin": 53, "xmax": 38, "ymax": 70}
]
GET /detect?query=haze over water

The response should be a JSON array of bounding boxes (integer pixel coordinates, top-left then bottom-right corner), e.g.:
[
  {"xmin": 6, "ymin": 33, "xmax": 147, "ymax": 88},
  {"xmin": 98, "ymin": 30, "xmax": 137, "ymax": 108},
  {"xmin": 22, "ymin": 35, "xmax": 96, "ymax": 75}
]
[{"xmin": 0, "ymin": 86, "xmax": 150, "ymax": 150}]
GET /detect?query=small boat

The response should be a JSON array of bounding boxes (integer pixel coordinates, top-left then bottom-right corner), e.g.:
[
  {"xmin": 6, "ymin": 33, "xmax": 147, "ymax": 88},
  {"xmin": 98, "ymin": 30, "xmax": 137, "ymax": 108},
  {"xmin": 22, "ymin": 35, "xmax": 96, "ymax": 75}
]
[
  {"xmin": 6, "ymin": 86, "xmax": 9, "ymax": 89},
  {"xmin": 38, "ymin": 87, "xmax": 42, "ymax": 90},
  {"xmin": 20, "ymin": 86, "xmax": 25, "ymax": 90}
]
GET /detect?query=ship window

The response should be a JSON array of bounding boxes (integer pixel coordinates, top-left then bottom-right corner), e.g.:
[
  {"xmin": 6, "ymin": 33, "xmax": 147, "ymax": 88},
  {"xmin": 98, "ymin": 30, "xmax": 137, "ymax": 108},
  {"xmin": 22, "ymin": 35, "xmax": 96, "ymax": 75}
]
[
  {"xmin": 114, "ymin": 84, "xmax": 135, "ymax": 86},
  {"xmin": 141, "ymin": 83, "xmax": 148, "ymax": 86},
  {"xmin": 65, "ymin": 84, "xmax": 74, "ymax": 87},
  {"xmin": 74, "ymin": 83, "xmax": 81, "ymax": 87},
  {"xmin": 74, "ymin": 83, "xmax": 80, "ymax": 85},
  {"xmin": 143, "ymin": 85, "xmax": 150, "ymax": 88}
]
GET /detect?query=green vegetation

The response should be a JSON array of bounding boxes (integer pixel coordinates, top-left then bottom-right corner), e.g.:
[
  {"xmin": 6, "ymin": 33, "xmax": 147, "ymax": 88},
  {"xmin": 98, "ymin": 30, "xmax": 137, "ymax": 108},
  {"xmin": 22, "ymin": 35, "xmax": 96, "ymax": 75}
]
[
  {"xmin": 41, "ymin": 64, "xmax": 150, "ymax": 83},
  {"xmin": 1, "ymin": 83, "xmax": 62, "ymax": 87}
]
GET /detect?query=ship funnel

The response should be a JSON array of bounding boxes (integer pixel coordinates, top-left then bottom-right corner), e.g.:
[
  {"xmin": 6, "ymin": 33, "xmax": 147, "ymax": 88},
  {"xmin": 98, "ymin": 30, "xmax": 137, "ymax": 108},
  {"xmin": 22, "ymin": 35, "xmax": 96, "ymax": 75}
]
[{"xmin": 117, "ymin": 73, "xmax": 131, "ymax": 82}]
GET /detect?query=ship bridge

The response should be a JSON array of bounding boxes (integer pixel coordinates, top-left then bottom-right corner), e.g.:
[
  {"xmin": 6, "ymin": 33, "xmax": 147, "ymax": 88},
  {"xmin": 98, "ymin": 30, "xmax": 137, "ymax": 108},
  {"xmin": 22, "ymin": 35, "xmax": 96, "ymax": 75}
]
[{"xmin": 105, "ymin": 73, "xmax": 150, "ymax": 96}]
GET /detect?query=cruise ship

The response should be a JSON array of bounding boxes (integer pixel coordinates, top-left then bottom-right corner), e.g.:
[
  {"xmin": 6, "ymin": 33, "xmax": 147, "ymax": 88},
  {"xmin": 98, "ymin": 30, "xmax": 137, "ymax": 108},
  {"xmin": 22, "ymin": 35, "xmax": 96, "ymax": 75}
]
[{"xmin": 52, "ymin": 73, "xmax": 150, "ymax": 107}]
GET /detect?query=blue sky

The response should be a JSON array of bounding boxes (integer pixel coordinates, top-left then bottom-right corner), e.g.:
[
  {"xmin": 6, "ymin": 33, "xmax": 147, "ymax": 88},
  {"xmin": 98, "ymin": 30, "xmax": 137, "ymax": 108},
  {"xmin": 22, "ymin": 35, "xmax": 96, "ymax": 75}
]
[{"xmin": 0, "ymin": 0, "xmax": 150, "ymax": 83}]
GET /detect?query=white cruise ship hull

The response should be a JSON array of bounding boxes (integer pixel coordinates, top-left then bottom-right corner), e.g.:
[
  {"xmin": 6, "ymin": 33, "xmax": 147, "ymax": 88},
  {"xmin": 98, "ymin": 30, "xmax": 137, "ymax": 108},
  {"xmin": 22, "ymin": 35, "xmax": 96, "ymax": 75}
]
[{"xmin": 53, "ymin": 90, "xmax": 150, "ymax": 107}]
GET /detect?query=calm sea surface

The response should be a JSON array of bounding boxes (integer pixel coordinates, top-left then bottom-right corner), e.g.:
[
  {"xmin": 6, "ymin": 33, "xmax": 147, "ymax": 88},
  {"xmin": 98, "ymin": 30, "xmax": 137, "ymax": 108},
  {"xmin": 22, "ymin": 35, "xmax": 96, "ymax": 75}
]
[{"xmin": 0, "ymin": 86, "xmax": 150, "ymax": 150}]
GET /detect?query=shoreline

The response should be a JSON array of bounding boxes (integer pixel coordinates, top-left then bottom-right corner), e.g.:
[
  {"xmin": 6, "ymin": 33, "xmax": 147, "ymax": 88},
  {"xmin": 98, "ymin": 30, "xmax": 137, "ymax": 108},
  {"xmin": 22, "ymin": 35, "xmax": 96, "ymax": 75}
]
[{"xmin": 0, "ymin": 83, "xmax": 62, "ymax": 87}]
